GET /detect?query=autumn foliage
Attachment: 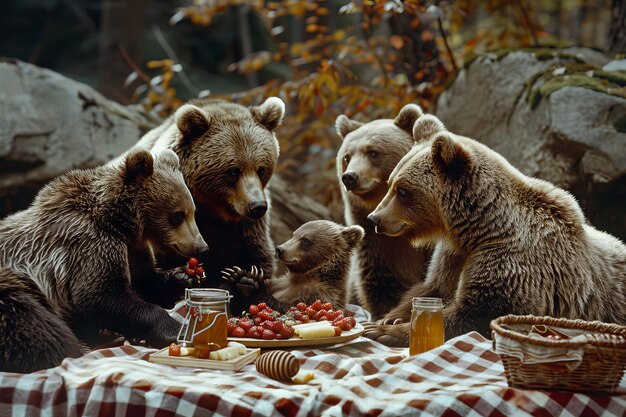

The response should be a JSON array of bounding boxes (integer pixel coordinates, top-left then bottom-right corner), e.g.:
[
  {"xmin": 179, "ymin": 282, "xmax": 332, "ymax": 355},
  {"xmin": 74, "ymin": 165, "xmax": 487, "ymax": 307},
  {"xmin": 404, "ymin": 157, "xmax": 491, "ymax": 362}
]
[{"xmin": 127, "ymin": 0, "xmax": 555, "ymax": 210}]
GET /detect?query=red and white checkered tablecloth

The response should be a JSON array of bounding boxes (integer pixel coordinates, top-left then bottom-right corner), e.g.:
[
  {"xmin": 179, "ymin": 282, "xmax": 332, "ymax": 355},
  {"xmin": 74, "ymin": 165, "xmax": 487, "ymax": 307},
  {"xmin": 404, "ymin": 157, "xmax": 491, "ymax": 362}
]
[{"xmin": 1, "ymin": 329, "xmax": 625, "ymax": 417}]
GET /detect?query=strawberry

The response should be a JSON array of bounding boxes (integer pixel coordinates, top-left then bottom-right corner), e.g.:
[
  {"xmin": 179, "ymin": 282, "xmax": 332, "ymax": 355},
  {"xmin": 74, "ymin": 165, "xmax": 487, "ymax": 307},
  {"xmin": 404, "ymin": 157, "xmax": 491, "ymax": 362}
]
[
  {"xmin": 257, "ymin": 303, "xmax": 268, "ymax": 310},
  {"xmin": 334, "ymin": 318, "xmax": 349, "ymax": 331},
  {"xmin": 280, "ymin": 325, "xmax": 295, "ymax": 338},
  {"xmin": 246, "ymin": 325, "xmax": 260, "ymax": 338},
  {"xmin": 313, "ymin": 309, "xmax": 328, "ymax": 321},
  {"xmin": 305, "ymin": 307, "xmax": 316, "ymax": 318},
  {"xmin": 333, "ymin": 326, "xmax": 342, "ymax": 337},
  {"xmin": 261, "ymin": 329, "xmax": 276, "ymax": 340},
  {"xmin": 322, "ymin": 302, "xmax": 333, "ymax": 311},
  {"xmin": 288, "ymin": 306, "xmax": 298, "ymax": 313},
  {"xmin": 239, "ymin": 318, "xmax": 253, "ymax": 331},
  {"xmin": 299, "ymin": 314, "xmax": 310, "ymax": 323},
  {"xmin": 188, "ymin": 257, "xmax": 199, "ymax": 268},
  {"xmin": 185, "ymin": 267, "xmax": 196, "ymax": 277},
  {"xmin": 310, "ymin": 300, "xmax": 323, "ymax": 311},
  {"xmin": 249, "ymin": 304, "xmax": 260, "ymax": 315},
  {"xmin": 275, "ymin": 333, "xmax": 285, "ymax": 340},
  {"xmin": 227, "ymin": 319, "xmax": 238, "ymax": 335},
  {"xmin": 345, "ymin": 317, "xmax": 356, "ymax": 329},
  {"xmin": 326, "ymin": 310, "xmax": 341, "ymax": 321},
  {"xmin": 295, "ymin": 302, "xmax": 307, "ymax": 311},
  {"xmin": 194, "ymin": 266, "xmax": 204, "ymax": 276},
  {"xmin": 231, "ymin": 327, "xmax": 246, "ymax": 338},
  {"xmin": 254, "ymin": 316, "xmax": 262, "ymax": 325},
  {"xmin": 257, "ymin": 310, "xmax": 276, "ymax": 321},
  {"xmin": 168, "ymin": 343, "xmax": 181, "ymax": 356}
]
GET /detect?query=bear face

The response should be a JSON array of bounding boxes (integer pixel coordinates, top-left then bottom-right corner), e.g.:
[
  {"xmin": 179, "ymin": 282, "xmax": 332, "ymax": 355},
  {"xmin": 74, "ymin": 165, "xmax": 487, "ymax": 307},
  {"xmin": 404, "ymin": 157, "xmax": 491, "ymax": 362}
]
[
  {"xmin": 171, "ymin": 98, "xmax": 284, "ymax": 222},
  {"xmin": 124, "ymin": 148, "xmax": 209, "ymax": 258},
  {"xmin": 335, "ymin": 104, "xmax": 423, "ymax": 212},
  {"xmin": 275, "ymin": 220, "xmax": 364, "ymax": 274},
  {"xmin": 367, "ymin": 114, "xmax": 476, "ymax": 245}
]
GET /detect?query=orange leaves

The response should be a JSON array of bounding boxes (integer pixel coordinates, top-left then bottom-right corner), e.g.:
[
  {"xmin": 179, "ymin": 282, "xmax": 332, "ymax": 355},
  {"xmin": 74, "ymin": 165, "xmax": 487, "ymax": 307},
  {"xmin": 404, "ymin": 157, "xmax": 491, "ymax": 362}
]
[
  {"xmin": 390, "ymin": 35, "xmax": 404, "ymax": 50},
  {"xmin": 228, "ymin": 51, "xmax": 272, "ymax": 74}
]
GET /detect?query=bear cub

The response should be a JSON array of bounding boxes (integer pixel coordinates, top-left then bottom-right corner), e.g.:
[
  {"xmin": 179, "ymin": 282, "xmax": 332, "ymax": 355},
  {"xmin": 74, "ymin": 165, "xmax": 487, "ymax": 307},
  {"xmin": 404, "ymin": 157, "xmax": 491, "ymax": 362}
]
[
  {"xmin": 224, "ymin": 220, "xmax": 364, "ymax": 312},
  {"xmin": 0, "ymin": 148, "xmax": 208, "ymax": 373}
]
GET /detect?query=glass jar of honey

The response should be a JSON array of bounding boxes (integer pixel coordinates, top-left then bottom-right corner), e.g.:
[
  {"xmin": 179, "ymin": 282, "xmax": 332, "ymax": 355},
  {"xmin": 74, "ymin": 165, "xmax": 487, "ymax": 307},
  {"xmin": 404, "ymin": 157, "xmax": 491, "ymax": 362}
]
[
  {"xmin": 409, "ymin": 297, "xmax": 445, "ymax": 355},
  {"xmin": 177, "ymin": 289, "xmax": 232, "ymax": 352}
]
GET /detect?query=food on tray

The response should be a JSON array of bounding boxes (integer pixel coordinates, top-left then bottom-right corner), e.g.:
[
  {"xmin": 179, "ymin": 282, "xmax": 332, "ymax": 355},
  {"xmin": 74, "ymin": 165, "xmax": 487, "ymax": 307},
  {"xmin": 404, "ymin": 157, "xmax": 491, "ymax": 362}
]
[
  {"xmin": 256, "ymin": 350, "xmax": 300, "ymax": 381},
  {"xmin": 292, "ymin": 322, "xmax": 336, "ymax": 339},
  {"xmin": 167, "ymin": 341, "xmax": 248, "ymax": 361},
  {"xmin": 209, "ymin": 342, "xmax": 247, "ymax": 361},
  {"xmin": 227, "ymin": 300, "xmax": 356, "ymax": 340}
]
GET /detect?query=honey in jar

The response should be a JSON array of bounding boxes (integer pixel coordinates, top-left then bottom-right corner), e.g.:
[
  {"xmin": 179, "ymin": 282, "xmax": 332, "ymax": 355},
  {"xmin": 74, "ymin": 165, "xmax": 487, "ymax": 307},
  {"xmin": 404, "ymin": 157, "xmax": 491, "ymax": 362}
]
[
  {"xmin": 178, "ymin": 289, "xmax": 232, "ymax": 351},
  {"xmin": 409, "ymin": 297, "xmax": 444, "ymax": 355}
]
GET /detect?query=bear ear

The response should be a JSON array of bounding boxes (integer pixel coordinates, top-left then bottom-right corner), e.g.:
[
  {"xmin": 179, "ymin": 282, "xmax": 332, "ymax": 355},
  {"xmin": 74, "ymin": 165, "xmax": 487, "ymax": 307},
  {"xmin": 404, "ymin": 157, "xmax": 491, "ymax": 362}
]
[
  {"xmin": 123, "ymin": 148, "xmax": 154, "ymax": 183},
  {"xmin": 342, "ymin": 225, "xmax": 365, "ymax": 247},
  {"xmin": 155, "ymin": 149, "xmax": 180, "ymax": 170},
  {"xmin": 335, "ymin": 115, "xmax": 364, "ymax": 139},
  {"xmin": 413, "ymin": 114, "xmax": 445, "ymax": 143},
  {"xmin": 431, "ymin": 132, "xmax": 471, "ymax": 179},
  {"xmin": 251, "ymin": 97, "xmax": 285, "ymax": 131},
  {"xmin": 175, "ymin": 104, "xmax": 210, "ymax": 141},
  {"xmin": 394, "ymin": 104, "xmax": 423, "ymax": 134}
]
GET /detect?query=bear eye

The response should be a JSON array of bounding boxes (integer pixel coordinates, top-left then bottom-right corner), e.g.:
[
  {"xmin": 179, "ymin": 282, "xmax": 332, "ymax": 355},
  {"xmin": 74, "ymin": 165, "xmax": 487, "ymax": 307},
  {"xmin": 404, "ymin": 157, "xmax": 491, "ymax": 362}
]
[
  {"xmin": 227, "ymin": 168, "xmax": 240, "ymax": 178},
  {"xmin": 302, "ymin": 238, "xmax": 311, "ymax": 245},
  {"xmin": 170, "ymin": 211, "xmax": 185, "ymax": 226},
  {"xmin": 397, "ymin": 187, "xmax": 408, "ymax": 198},
  {"xmin": 344, "ymin": 154, "xmax": 350, "ymax": 164},
  {"xmin": 258, "ymin": 167, "xmax": 266, "ymax": 176},
  {"xmin": 367, "ymin": 150, "xmax": 378, "ymax": 158}
]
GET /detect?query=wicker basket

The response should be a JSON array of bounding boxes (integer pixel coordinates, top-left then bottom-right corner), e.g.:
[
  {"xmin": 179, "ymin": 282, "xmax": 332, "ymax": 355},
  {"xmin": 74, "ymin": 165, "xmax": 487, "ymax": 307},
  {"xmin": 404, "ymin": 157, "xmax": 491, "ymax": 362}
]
[{"xmin": 490, "ymin": 315, "xmax": 626, "ymax": 393}]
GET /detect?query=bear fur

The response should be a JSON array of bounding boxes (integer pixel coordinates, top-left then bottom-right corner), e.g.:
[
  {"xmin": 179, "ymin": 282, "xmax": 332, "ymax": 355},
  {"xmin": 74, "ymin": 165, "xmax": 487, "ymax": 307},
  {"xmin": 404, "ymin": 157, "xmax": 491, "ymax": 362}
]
[
  {"xmin": 0, "ymin": 148, "xmax": 208, "ymax": 373},
  {"xmin": 363, "ymin": 114, "xmax": 626, "ymax": 346},
  {"xmin": 257, "ymin": 220, "xmax": 365, "ymax": 311},
  {"xmin": 335, "ymin": 104, "xmax": 432, "ymax": 320},
  {"xmin": 112, "ymin": 98, "xmax": 285, "ymax": 313}
]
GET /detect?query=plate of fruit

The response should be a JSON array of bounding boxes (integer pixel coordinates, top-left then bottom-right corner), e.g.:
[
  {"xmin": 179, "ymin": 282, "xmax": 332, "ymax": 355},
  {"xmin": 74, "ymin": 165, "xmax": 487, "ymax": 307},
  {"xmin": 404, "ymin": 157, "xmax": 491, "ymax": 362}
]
[{"xmin": 227, "ymin": 300, "xmax": 363, "ymax": 348}]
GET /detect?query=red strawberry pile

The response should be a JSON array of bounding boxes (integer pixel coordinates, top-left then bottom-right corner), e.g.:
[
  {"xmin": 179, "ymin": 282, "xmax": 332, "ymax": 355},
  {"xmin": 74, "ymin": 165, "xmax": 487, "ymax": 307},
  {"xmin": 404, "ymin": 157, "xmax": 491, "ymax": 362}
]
[{"xmin": 227, "ymin": 300, "xmax": 357, "ymax": 340}]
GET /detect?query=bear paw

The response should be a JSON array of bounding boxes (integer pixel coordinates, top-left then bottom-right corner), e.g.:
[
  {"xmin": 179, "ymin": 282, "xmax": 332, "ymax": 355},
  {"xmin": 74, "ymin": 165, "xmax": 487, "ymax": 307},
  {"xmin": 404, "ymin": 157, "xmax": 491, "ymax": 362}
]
[
  {"xmin": 220, "ymin": 265, "xmax": 265, "ymax": 299},
  {"xmin": 362, "ymin": 322, "xmax": 410, "ymax": 347},
  {"xmin": 166, "ymin": 268, "xmax": 197, "ymax": 288}
]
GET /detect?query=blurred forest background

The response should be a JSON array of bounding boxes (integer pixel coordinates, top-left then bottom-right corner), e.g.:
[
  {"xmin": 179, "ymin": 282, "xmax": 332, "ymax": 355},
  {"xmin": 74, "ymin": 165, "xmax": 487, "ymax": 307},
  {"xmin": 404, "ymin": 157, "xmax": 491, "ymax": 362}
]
[{"xmin": 1, "ymin": 0, "xmax": 625, "ymax": 225}]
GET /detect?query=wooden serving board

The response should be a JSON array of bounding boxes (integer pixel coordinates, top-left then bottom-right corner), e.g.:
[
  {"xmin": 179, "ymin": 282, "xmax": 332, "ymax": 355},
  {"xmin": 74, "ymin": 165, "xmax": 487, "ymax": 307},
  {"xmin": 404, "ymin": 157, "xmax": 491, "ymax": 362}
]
[
  {"xmin": 228, "ymin": 323, "xmax": 364, "ymax": 348},
  {"xmin": 149, "ymin": 347, "xmax": 260, "ymax": 371}
]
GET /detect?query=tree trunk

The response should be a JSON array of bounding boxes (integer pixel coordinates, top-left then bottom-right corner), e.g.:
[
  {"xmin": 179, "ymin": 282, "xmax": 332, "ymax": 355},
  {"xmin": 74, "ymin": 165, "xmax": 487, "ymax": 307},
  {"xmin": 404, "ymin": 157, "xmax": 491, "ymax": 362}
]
[{"xmin": 609, "ymin": 0, "xmax": 626, "ymax": 52}]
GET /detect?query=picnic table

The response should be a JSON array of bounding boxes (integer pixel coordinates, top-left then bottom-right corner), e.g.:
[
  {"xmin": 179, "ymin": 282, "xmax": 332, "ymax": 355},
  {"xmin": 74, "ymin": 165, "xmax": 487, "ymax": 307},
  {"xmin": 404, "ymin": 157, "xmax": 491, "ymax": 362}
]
[{"xmin": 1, "ymin": 303, "xmax": 625, "ymax": 417}]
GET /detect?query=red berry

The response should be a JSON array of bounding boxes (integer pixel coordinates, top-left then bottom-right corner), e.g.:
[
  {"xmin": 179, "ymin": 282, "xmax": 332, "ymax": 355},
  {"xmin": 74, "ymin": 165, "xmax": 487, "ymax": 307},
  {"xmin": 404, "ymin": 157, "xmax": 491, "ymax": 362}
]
[
  {"xmin": 249, "ymin": 305, "xmax": 260, "ymax": 315},
  {"xmin": 168, "ymin": 343, "xmax": 181, "ymax": 356},
  {"xmin": 188, "ymin": 257, "xmax": 199, "ymax": 268},
  {"xmin": 258, "ymin": 311, "xmax": 275, "ymax": 321},
  {"xmin": 185, "ymin": 268, "xmax": 196, "ymax": 276},
  {"xmin": 261, "ymin": 329, "xmax": 276, "ymax": 340},
  {"xmin": 257, "ymin": 303, "xmax": 268, "ymax": 310},
  {"xmin": 313, "ymin": 309, "xmax": 328, "ymax": 320},
  {"xmin": 311, "ymin": 300, "xmax": 323, "ymax": 311},
  {"xmin": 345, "ymin": 317, "xmax": 356, "ymax": 329},
  {"xmin": 246, "ymin": 326, "xmax": 259, "ymax": 338},
  {"xmin": 254, "ymin": 316, "xmax": 262, "ymax": 325},
  {"xmin": 334, "ymin": 318, "xmax": 349, "ymax": 330},
  {"xmin": 239, "ymin": 318, "xmax": 253, "ymax": 331},
  {"xmin": 322, "ymin": 302, "xmax": 333, "ymax": 311},
  {"xmin": 299, "ymin": 315, "xmax": 310, "ymax": 323},
  {"xmin": 275, "ymin": 333, "xmax": 284, "ymax": 340},
  {"xmin": 196, "ymin": 348, "xmax": 210, "ymax": 359},
  {"xmin": 231, "ymin": 327, "xmax": 246, "ymax": 338},
  {"xmin": 305, "ymin": 307, "xmax": 316, "ymax": 318},
  {"xmin": 333, "ymin": 326, "xmax": 342, "ymax": 337},
  {"xmin": 194, "ymin": 266, "xmax": 204, "ymax": 276},
  {"xmin": 227, "ymin": 320, "xmax": 238, "ymax": 334},
  {"xmin": 296, "ymin": 302, "xmax": 308, "ymax": 312},
  {"xmin": 326, "ymin": 310, "xmax": 341, "ymax": 320},
  {"xmin": 288, "ymin": 306, "xmax": 298, "ymax": 312},
  {"xmin": 280, "ymin": 326, "xmax": 295, "ymax": 338}
]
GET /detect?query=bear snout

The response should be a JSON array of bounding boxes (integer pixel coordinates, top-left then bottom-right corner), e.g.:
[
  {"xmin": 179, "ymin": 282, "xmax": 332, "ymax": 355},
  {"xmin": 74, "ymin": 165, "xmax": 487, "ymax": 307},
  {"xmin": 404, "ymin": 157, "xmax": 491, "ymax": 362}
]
[
  {"xmin": 341, "ymin": 172, "xmax": 358, "ymax": 189},
  {"xmin": 367, "ymin": 212, "xmax": 381, "ymax": 227},
  {"xmin": 248, "ymin": 200, "xmax": 268, "ymax": 219},
  {"xmin": 196, "ymin": 243, "xmax": 210, "ymax": 258},
  {"xmin": 275, "ymin": 246, "xmax": 285, "ymax": 258}
]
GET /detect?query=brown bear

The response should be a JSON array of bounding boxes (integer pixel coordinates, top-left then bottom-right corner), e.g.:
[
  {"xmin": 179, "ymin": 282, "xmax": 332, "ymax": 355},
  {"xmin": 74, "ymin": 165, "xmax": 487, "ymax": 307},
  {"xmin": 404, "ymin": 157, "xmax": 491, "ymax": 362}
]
[
  {"xmin": 335, "ymin": 104, "xmax": 432, "ymax": 320},
  {"xmin": 112, "ymin": 97, "xmax": 284, "ymax": 313},
  {"xmin": 363, "ymin": 114, "xmax": 626, "ymax": 346},
  {"xmin": 232, "ymin": 220, "xmax": 365, "ymax": 311},
  {"xmin": 0, "ymin": 148, "xmax": 208, "ymax": 373}
]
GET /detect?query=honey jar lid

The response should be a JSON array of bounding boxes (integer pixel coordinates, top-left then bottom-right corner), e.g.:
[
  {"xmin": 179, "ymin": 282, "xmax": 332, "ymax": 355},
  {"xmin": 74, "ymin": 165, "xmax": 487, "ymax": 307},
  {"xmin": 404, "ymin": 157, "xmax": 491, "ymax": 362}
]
[{"xmin": 412, "ymin": 297, "xmax": 443, "ymax": 311}]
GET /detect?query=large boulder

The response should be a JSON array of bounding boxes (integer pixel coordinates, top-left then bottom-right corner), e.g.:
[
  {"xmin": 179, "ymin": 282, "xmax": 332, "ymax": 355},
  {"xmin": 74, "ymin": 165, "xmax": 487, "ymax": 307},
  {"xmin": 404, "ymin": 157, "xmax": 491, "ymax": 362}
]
[
  {"xmin": 0, "ymin": 59, "xmax": 332, "ymax": 246},
  {"xmin": 436, "ymin": 49, "xmax": 626, "ymax": 240},
  {"xmin": 0, "ymin": 59, "xmax": 153, "ymax": 216}
]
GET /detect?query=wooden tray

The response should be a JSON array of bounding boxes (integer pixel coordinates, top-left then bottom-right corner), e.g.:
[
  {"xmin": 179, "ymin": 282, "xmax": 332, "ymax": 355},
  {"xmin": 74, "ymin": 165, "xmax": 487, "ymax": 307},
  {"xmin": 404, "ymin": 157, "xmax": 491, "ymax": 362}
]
[
  {"xmin": 228, "ymin": 323, "xmax": 364, "ymax": 348},
  {"xmin": 149, "ymin": 347, "xmax": 260, "ymax": 371}
]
